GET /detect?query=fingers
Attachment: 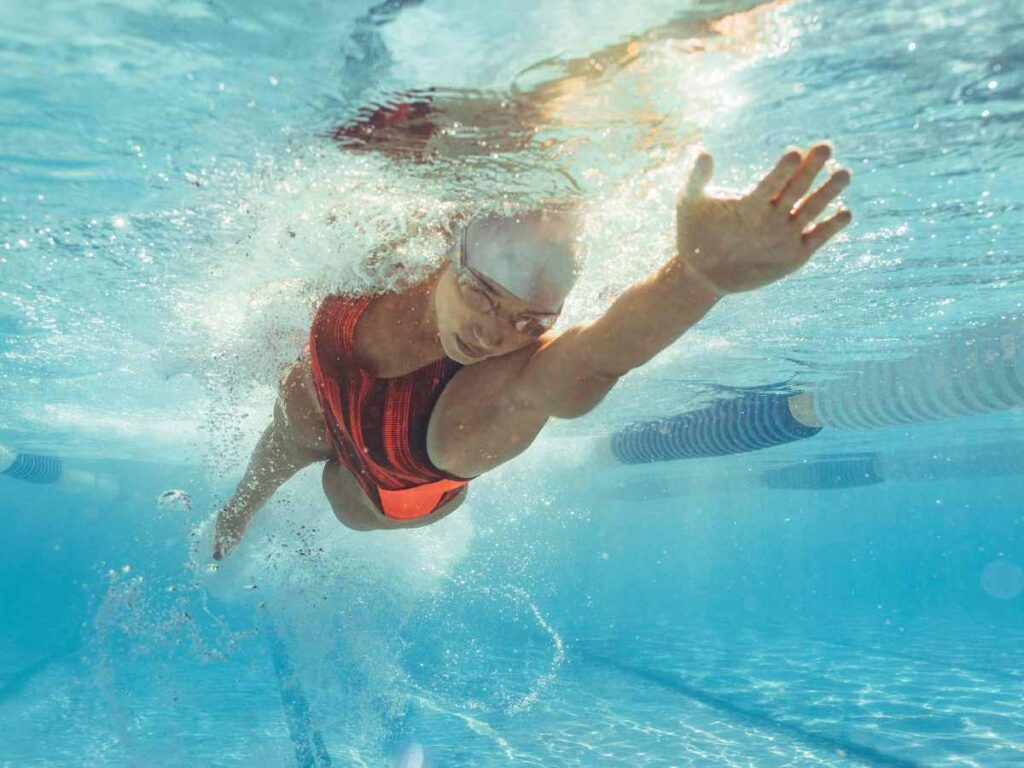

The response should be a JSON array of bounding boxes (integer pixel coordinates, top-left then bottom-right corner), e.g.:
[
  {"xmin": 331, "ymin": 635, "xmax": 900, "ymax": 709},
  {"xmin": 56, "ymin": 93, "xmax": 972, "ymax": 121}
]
[
  {"xmin": 213, "ymin": 514, "xmax": 240, "ymax": 561},
  {"xmin": 773, "ymin": 142, "xmax": 832, "ymax": 212},
  {"xmin": 791, "ymin": 168, "xmax": 851, "ymax": 225},
  {"xmin": 681, "ymin": 152, "xmax": 715, "ymax": 202},
  {"xmin": 213, "ymin": 532, "xmax": 227, "ymax": 560},
  {"xmin": 213, "ymin": 535, "xmax": 237, "ymax": 561},
  {"xmin": 801, "ymin": 209, "xmax": 853, "ymax": 255},
  {"xmin": 751, "ymin": 149, "xmax": 802, "ymax": 201}
]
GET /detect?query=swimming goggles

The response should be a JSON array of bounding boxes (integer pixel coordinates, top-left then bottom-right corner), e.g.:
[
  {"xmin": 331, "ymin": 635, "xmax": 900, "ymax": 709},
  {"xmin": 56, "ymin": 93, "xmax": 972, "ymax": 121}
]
[{"xmin": 455, "ymin": 227, "xmax": 559, "ymax": 337}]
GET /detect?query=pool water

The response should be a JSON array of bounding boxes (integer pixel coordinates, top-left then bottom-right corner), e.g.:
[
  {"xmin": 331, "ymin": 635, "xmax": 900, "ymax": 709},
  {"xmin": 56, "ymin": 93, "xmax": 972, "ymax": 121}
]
[{"xmin": 2, "ymin": 0, "xmax": 1023, "ymax": 765}]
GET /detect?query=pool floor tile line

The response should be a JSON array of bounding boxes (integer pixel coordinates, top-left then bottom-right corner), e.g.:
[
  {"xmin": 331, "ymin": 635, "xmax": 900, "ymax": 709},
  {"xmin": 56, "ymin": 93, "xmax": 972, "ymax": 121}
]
[
  {"xmin": 579, "ymin": 651, "xmax": 923, "ymax": 768},
  {"xmin": 266, "ymin": 622, "xmax": 334, "ymax": 768},
  {"xmin": 0, "ymin": 646, "xmax": 79, "ymax": 704},
  {"xmin": 611, "ymin": 617, "xmax": 1024, "ymax": 685}
]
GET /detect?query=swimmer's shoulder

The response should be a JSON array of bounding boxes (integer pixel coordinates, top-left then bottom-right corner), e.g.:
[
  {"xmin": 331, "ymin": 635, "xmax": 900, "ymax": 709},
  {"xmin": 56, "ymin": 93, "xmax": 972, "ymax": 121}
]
[
  {"xmin": 349, "ymin": 291, "xmax": 434, "ymax": 377},
  {"xmin": 316, "ymin": 290, "xmax": 390, "ymax": 374},
  {"xmin": 445, "ymin": 330, "xmax": 560, "ymax": 399}
]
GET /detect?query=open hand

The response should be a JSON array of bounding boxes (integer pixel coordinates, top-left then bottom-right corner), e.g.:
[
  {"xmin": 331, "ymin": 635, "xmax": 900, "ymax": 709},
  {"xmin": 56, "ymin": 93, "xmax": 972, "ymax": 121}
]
[{"xmin": 677, "ymin": 143, "xmax": 852, "ymax": 295}]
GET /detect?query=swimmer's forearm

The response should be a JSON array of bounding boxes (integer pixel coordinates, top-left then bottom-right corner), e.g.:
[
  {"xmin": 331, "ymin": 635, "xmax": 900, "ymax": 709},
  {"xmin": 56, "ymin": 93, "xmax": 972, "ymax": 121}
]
[
  {"xmin": 214, "ymin": 465, "xmax": 296, "ymax": 559},
  {"xmin": 527, "ymin": 143, "xmax": 852, "ymax": 416},
  {"xmin": 520, "ymin": 256, "xmax": 720, "ymax": 418},
  {"xmin": 575, "ymin": 256, "xmax": 722, "ymax": 378},
  {"xmin": 213, "ymin": 411, "xmax": 320, "ymax": 559}
]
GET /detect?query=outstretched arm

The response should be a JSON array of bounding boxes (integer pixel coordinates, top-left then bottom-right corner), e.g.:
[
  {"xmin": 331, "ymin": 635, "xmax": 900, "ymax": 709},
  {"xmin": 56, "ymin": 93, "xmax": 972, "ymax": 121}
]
[
  {"xmin": 212, "ymin": 402, "xmax": 323, "ymax": 560},
  {"xmin": 521, "ymin": 142, "xmax": 852, "ymax": 417},
  {"xmin": 212, "ymin": 364, "xmax": 332, "ymax": 560}
]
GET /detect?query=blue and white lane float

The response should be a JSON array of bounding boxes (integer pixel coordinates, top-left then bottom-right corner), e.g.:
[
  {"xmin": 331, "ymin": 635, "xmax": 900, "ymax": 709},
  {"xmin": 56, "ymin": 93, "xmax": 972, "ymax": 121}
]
[
  {"xmin": 760, "ymin": 440, "xmax": 1024, "ymax": 491},
  {"xmin": 607, "ymin": 391, "xmax": 820, "ymax": 466},
  {"xmin": 578, "ymin": 316, "xmax": 1024, "ymax": 469},
  {"xmin": 810, "ymin": 315, "xmax": 1024, "ymax": 430},
  {"xmin": 590, "ymin": 439, "xmax": 1024, "ymax": 503},
  {"xmin": 0, "ymin": 444, "xmax": 120, "ymax": 499}
]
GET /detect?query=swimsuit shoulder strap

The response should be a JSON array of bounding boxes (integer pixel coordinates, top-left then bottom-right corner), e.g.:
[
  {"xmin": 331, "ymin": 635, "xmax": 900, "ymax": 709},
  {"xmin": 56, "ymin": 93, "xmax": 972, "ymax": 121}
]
[{"xmin": 317, "ymin": 294, "xmax": 373, "ymax": 359}]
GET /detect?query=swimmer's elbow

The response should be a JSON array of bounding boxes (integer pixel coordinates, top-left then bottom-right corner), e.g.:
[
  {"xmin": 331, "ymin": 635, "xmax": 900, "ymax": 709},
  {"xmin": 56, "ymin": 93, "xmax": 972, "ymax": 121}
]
[{"xmin": 526, "ymin": 326, "xmax": 624, "ymax": 419}]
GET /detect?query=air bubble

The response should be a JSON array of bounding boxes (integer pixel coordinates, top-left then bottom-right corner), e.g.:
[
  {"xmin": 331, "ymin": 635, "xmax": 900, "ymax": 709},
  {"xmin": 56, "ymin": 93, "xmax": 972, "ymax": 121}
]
[
  {"xmin": 981, "ymin": 560, "xmax": 1023, "ymax": 600},
  {"xmin": 158, "ymin": 489, "xmax": 193, "ymax": 512}
]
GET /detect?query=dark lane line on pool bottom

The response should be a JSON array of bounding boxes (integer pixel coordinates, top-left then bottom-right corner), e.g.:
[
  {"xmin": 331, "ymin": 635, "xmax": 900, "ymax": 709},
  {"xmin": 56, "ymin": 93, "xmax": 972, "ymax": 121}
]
[
  {"xmin": 0, "ymin": 645, "xmax": 80, "ymax": 704},
  {"xmin": 266, "ymin": 620, "xmax": 334, "ymax": 768},
  {"xmin": 579, "ymin": 651, "xmax": 923, "ymax": 768}
]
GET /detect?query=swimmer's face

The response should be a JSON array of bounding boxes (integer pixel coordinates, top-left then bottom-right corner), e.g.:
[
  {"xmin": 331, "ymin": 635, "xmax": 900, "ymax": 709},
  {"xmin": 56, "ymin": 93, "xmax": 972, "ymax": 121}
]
[
  {"xmin": 435, "ymin": 258, "xmax": 559, "ymax": 365},
  {"xmin": 435, "ymin": 216, "xmax": 576, "ymax": 364}
]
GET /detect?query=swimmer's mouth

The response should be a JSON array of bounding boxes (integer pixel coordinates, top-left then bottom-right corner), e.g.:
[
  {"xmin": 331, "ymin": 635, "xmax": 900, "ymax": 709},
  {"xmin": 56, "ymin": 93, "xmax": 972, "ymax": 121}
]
[{"xmin": 455, "ymin": 333, "xmax": 487, "ymax": 359}]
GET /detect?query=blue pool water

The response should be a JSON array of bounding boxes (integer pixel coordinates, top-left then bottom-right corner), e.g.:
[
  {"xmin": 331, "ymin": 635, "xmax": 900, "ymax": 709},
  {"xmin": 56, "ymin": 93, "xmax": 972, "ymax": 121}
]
[{"xmin": 2, "ymin": 0, "xmax": 1023, "ymax": 765}]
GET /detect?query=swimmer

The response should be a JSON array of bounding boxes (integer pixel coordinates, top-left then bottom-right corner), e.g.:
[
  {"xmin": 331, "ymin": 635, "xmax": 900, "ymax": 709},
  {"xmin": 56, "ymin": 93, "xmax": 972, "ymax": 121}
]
[{"xmin": 213, "ymin": 143, "xmax": 852, "ymax": 559}]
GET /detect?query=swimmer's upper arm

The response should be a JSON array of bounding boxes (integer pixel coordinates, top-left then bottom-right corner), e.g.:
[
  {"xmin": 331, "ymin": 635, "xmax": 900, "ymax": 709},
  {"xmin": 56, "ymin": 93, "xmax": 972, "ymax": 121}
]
[{"xmin": 516, "ymin": 326, "xmax": 621, "ymax": 419}]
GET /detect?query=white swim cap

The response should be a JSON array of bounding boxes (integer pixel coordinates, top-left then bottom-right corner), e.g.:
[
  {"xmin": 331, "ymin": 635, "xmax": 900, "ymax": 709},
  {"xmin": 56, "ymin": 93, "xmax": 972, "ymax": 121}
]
[{"xmin": 459, "ymin": 208, "xmax": 582, "ymax": 312}]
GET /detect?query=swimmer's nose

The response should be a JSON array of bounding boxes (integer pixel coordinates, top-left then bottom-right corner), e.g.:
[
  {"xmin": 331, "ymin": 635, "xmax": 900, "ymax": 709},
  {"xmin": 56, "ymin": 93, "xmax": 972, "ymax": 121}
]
[{"xmin": 471, "ymin": 320, "xmax": 504, "ymax": 351}]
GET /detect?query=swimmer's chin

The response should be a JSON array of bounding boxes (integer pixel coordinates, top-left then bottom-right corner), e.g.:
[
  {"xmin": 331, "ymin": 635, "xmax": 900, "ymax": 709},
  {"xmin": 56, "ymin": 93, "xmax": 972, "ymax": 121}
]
[{"xmin": 442, "ymin": 332, "xmax": 486, "ymax": 365}]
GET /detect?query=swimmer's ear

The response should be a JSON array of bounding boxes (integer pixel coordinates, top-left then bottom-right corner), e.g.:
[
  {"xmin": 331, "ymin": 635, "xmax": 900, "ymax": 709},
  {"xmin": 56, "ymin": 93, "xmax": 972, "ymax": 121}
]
[{"xmin": 681, "ymin": 152, "xmax": 715, "ymax": 202}]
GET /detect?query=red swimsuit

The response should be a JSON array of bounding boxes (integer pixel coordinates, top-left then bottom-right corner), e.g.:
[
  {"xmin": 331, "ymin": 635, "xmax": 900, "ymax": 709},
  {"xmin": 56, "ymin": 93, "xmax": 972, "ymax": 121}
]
[{"xmin": 308, "ymin": 294, "xmax": 470, "ymax": 520}]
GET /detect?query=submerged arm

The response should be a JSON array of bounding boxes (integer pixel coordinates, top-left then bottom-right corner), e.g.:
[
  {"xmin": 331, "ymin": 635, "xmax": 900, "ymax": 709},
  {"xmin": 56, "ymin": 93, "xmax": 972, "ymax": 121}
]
[
  {"xmin": 212, "ymin": 366, "xmax": 330, "ymax": 560},
  {"xmin": 521, "ymin": 142, "xmax": 853, "ymax": 419},
  {"xmin": 212, "ymin": 403, "xmax": 321, "ymax": 559}
]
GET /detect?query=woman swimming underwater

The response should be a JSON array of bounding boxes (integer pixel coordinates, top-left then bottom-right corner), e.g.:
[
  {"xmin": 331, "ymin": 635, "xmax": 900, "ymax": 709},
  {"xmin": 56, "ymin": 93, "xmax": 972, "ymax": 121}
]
[{"xmin": 213, "ymin": 143, "xmax": 852, "ymax": 559}]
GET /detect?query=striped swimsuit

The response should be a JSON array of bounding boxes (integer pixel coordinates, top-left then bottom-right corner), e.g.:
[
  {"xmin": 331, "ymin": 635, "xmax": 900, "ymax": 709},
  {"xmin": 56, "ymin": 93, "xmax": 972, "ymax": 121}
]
[{"xmin": 308, "ymin": 294, "xmax": 470, "ymax": 520}]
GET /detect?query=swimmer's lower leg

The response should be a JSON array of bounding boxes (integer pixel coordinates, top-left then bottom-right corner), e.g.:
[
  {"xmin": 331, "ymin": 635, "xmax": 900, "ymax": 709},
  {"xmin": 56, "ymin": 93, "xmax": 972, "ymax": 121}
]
[{"xmin": 609, "ymin": 392, "xmax": 822, "ymax": 464}]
